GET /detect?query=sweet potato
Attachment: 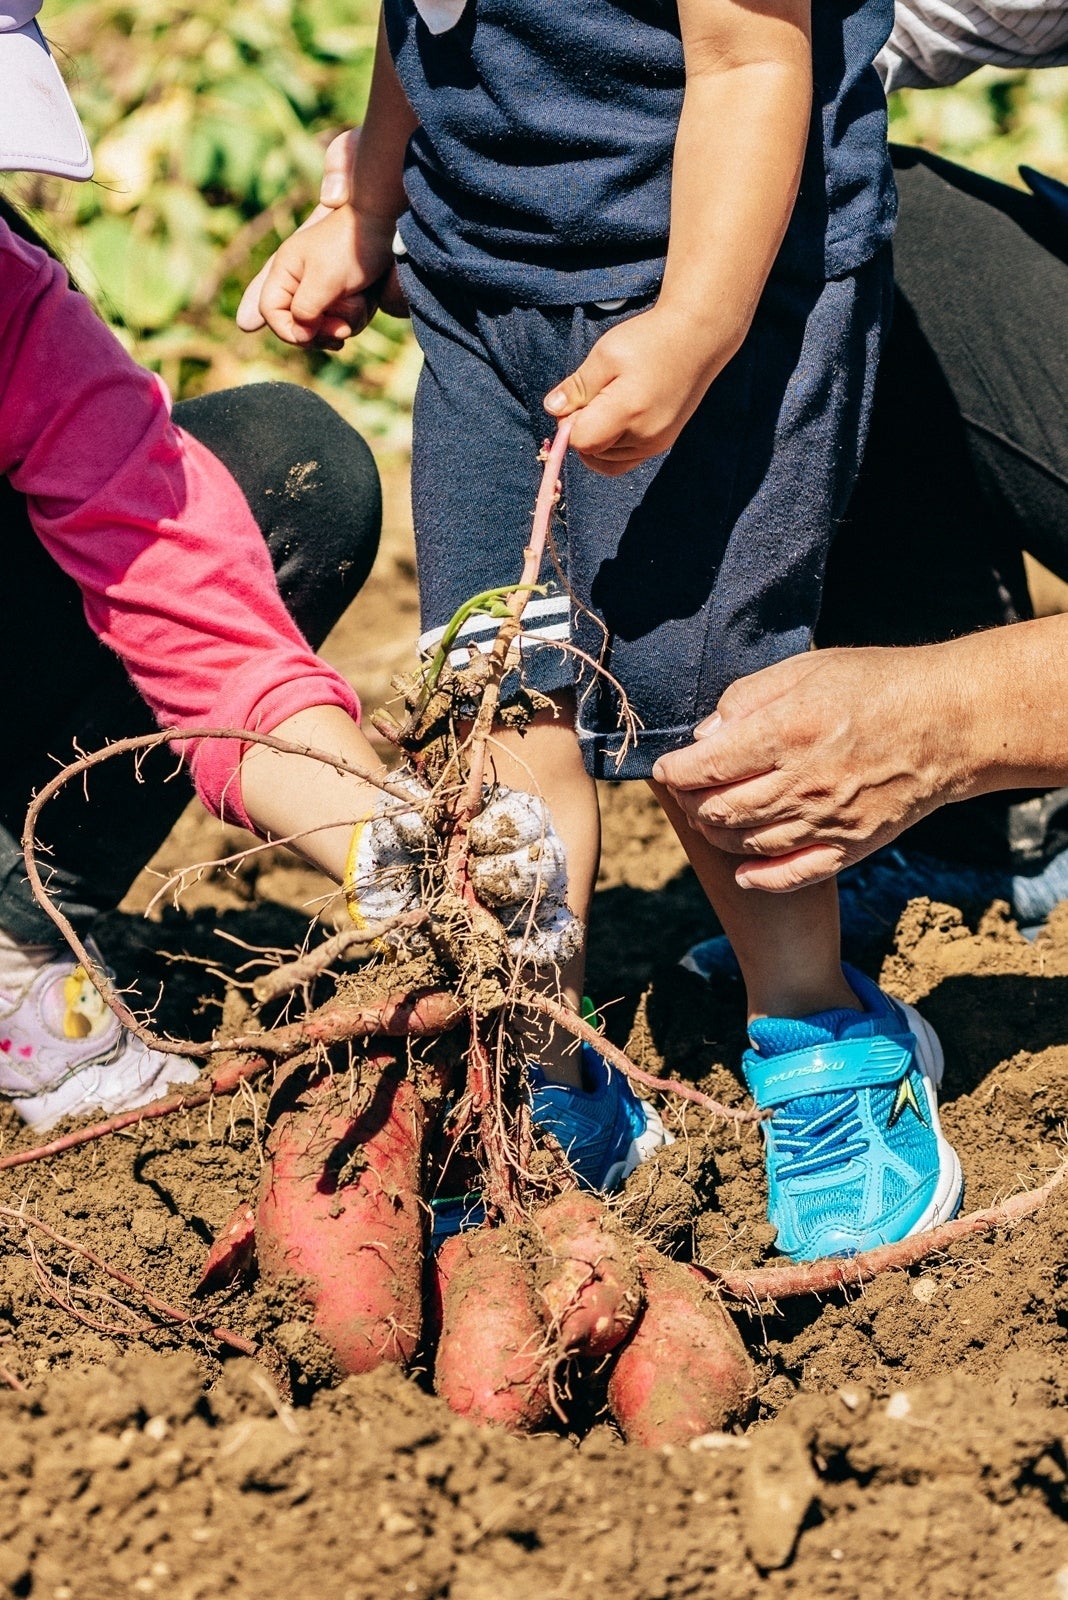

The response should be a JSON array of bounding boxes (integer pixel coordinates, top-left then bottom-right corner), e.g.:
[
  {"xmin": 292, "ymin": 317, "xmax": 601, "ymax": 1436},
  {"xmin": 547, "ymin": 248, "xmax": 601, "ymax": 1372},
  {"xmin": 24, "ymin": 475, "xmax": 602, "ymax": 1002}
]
[
  {"xmin": 256, "ymin": 1049, "xmax": 432, "ymax": 1376},
  {"xmin": 533, "ymin": 1192, "xmax": 643, "ymax": 1357},
  {"xmin": 433, "ymin": 1227, "xmax": 552, "ymax": 1432},
  {"xmin": 196, "ymin": 1201, "xmax": 256, "ymax": 1295},
  {"xmin": 608, "ymin": 1250, "xmax": 754, "ymax": 1447}
]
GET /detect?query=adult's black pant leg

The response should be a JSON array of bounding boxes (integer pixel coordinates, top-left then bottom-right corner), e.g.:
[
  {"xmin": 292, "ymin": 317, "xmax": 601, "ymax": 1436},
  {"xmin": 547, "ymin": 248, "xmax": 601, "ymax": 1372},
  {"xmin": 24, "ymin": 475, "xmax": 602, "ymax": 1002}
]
[
  {"xmin": 819, "ymin": 147, "xmax": 1068, "ymax": 866},
  {"xmin": 174, "ymin": 382, "xmax": 381, "ymax": 641},
  {"xmin": 0, "ymin": 384, "xmax": 381, "ymax": 943},
  {"xmin": 890, "ymin": 146, "xmax": 1068, "ymax": 587}
]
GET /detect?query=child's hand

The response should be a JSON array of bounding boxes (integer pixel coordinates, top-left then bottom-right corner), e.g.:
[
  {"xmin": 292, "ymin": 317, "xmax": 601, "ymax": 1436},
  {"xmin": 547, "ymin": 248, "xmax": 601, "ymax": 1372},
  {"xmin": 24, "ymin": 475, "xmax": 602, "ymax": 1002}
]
[
  {"xmin": 256, "ymin": 204, "xmax": 396, "ymax": 351},
  {"xmin": 237, "ymin": 130, "xmax": 409, "ymax": 334},
  {"xmin": 544, "ymin": 306, "xmax": 722, "ymax": 476}
]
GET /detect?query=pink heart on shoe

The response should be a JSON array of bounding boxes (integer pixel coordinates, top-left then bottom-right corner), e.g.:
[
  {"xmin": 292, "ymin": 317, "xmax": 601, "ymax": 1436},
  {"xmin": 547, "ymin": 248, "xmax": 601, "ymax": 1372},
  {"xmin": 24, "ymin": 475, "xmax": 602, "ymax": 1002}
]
[
  {"xmin": 18, "ymin": 1046, "xmax": 32, "ymax": 1058},
  {"xmin": 0, "ymin": 1039, "xmax": 10, "ymax": 1052}
]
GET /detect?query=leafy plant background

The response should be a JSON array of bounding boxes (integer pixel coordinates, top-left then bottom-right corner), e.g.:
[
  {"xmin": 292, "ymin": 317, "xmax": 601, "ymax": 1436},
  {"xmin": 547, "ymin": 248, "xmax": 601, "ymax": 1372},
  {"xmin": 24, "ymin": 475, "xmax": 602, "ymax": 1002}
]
[{"xmin": 7, "ymin": 0, "xmax": 1068, "ymax": 449}]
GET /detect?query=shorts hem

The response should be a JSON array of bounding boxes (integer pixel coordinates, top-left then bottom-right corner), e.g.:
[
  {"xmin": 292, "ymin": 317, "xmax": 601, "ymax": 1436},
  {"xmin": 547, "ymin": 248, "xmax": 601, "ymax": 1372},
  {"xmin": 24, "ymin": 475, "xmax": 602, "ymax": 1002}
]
[{"xmin": 579, "ymin": 723, "xmax": 699, "ymax": 782}]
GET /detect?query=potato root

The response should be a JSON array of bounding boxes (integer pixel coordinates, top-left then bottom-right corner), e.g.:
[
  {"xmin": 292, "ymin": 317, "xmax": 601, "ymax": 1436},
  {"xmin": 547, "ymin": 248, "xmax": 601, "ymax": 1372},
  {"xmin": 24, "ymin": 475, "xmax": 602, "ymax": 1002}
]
[
  {"xmin": 433, "ymin": 1227, "xmax": 551, "ymax": 1432},
  {"xmin": 608, "ymin": 1251, "xmax": 754, "ymax": 1447}
]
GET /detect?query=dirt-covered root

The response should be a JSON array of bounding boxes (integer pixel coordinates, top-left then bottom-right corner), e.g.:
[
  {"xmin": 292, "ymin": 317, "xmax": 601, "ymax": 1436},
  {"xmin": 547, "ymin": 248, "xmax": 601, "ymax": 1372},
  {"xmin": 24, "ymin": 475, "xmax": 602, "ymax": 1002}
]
[
  {"xmin": 256, "ymin": 1048, "xmax": 440, "ymax": 1378},
  {"xmin": 432, "ymin": 1228, "xmax": 552, "ymax": 1433},
  {"xmin": 532, "ymin": 1192, "xmax": 643, "ymax": 1358},
  {"xmin": 608, "ymin": 1251, "xmax": 755, "ymax": 1448}
]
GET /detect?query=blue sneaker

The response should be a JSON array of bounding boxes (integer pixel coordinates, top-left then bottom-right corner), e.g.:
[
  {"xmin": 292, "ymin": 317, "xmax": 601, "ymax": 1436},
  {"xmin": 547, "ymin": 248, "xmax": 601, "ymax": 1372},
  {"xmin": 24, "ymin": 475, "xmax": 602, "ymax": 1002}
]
[
  {"xmin": 742, "ymin": 965, "xmax": 963, "ymax": 1260},
  {"xmin": 529, "ymin": 1042, "xmax": 673, "ymax": 1192},
  {"xmin": 429, "ymin": 1191, "xmax": 487, "ymax": 1245}
]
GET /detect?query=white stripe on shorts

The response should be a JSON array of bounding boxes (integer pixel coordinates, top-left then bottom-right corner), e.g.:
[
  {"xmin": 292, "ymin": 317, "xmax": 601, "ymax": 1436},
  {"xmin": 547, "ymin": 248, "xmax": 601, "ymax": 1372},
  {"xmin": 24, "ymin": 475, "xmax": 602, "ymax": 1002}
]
[{"xmin": 418, "ymin": 594, "xmax": 571, "ymax": 667}]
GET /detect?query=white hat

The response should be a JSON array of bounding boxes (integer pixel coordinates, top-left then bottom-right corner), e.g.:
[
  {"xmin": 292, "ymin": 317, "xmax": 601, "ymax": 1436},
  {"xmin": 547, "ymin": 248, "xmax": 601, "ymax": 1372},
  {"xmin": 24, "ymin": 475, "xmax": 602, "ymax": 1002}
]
[{"xmin": 0, "ymin": 0, "xmax": 93, "ymax": 180}]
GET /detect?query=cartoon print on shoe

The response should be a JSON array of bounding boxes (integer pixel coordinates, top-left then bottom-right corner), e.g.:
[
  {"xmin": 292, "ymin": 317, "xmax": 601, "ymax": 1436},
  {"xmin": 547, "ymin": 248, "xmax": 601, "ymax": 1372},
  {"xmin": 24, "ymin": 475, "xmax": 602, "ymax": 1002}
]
[{"xmin": 0, "ymin": 941, "xmax": 199, "ymax": 1131}]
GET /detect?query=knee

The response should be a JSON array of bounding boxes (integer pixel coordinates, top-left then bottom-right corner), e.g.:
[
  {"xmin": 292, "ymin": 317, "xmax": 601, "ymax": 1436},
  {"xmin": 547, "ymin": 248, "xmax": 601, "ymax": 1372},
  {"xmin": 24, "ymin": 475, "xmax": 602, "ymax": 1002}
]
[
  {"xmin": 176, "ymin": 383, "xmax": 383, "ymax": 610},
  {"xmin": 244, "ymin": 385, "xmax": 383, "ymax": 600}
]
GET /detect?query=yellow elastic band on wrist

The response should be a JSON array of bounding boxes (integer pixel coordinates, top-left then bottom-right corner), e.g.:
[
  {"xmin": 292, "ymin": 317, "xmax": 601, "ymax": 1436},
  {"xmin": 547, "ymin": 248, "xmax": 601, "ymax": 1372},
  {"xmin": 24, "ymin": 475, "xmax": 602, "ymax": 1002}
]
[{"xmin": 343, "ymin": 815, "xmax": 371, "ymax": 929}]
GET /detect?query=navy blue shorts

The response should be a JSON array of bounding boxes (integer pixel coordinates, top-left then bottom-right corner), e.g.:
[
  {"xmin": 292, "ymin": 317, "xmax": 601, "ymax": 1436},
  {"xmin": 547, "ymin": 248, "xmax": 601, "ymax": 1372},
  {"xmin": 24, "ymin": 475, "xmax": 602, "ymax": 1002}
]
[{"xmin": 402, "ymin": 250, "xmax": 892, "ymax": 779}]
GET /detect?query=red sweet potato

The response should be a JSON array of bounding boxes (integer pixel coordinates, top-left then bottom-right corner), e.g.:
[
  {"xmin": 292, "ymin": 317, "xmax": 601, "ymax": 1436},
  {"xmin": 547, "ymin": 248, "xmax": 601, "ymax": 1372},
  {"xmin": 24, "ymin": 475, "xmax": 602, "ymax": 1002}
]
[
  {"xmin": 196, "ymin": 1201, "xmax": 256, "ymax": 1295},
  {"xmin": 533, "ymin": 1192, "xmax": 643, "ymax": 1357},
  {"xmin": 608, "ymin": 1250, "xmax": 754, "ymax": 1447},
  {"xmin": 256, "ymin": 1050, "xmax": 433, "ymax": 1376},
  {"xmin": 433, "ymin": 1227, "xmax": 552, "ymax": 1432}
]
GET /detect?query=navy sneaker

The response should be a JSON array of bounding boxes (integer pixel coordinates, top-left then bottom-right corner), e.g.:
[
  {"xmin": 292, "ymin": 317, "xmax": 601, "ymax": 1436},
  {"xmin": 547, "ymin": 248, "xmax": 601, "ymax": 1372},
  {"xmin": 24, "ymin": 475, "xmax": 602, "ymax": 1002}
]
[
  {"xmin": 529, "ymin": 1042, "xmax": 673, "ymax": 1192},
  {"xmin": 742, "ymin": 964, "xmax": 963, "ymax": 1260},
  {"xmin": 429, "ymin": 1191, "xmax": 486, "ymax": 1245}
]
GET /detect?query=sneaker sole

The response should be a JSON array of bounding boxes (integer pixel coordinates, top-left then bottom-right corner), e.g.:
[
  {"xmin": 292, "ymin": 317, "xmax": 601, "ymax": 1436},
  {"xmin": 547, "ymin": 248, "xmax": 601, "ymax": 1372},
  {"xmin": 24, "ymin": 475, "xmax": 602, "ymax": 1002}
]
[
  {"xmin": 897, "ymin": 1001, "xmax": 964, "ymax": 1237},
  {"xmin": 601, "ymin": 1100, "xmax": 675, "ymax": 1193}
]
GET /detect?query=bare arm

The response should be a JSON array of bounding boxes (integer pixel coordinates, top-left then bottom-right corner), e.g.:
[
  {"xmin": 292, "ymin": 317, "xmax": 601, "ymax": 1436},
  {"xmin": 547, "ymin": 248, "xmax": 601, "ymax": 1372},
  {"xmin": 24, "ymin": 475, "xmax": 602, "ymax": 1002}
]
[
  {"xmin": 659, "ymin": 0, "xmax": 812, "ymax": 373},
  {"xmin": 652, "ymin": 618, "xmax": 1068, "ymax": 891},
  {"xmin": 545, "ymin": 0, "xmax": 812, "ymax": 473},
  {"xmin": 239, "ymin": 706, "xmax": 384, "ymax": 882},
  {"xmin": 351, "ymin": 8, "xmax": 418, "ymax": 231},
  {"xmin": 249, "ymin": 9, "xmax": 416, "ymax": 347}
]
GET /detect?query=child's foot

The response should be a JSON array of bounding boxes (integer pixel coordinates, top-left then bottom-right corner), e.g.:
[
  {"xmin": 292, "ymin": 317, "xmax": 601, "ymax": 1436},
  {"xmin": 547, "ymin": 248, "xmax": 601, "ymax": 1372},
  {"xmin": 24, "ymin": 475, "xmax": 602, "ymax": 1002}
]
[
  {"xmin": 529, "ymin": 1041, "xmax": 673, "ymax": 1193},
  {"xmin": 430, "ymin": 1037, "xmax": 673, "ymax": 1242},
  {"xmin": 0, "ymin": 941, "xmax": 199, "ymax": 1131},
  {"xmin": 742, "ymin": 964, "xmax": 963, "ymax": 1261}
]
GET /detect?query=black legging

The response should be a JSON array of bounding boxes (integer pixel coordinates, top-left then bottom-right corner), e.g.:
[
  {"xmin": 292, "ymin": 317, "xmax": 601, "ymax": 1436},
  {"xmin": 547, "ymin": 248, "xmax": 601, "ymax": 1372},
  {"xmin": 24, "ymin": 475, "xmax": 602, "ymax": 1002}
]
[
  {"xmin": 818, "ymin": 144, "xmax": 1068, "ymax": 869},
  {"xmin": 0, "ymin": 381, "xmax": 381, "ymax": 944}
]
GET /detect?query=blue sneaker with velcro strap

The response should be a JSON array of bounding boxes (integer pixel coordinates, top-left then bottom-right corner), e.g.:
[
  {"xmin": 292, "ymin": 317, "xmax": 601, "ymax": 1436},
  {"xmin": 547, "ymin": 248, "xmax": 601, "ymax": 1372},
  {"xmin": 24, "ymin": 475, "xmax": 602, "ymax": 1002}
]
[
  {"xmin": 430, "ymin": 1039, "xmax": 672, "ymax": 1242},
  {"xmin": 529, "ymin": 1041, "xmax": 673, "ymax": 1193},
  {"xmin": 742, "ymin": 964, "xmax": 963, "ymax": 1261}
]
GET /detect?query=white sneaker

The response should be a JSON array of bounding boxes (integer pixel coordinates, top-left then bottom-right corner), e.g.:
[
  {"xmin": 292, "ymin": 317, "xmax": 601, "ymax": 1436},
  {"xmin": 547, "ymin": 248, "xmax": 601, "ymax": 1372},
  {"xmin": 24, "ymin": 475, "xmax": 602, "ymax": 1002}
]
[{"xmin": 0, "ymin": 940, "xmax": 199, "ymax": 1131}]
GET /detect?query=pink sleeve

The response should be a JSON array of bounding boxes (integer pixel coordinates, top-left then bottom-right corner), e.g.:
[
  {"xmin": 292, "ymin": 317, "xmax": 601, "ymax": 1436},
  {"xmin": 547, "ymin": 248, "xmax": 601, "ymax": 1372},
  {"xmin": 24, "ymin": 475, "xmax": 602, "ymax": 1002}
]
[{"xmin": 0, "ymin": 221, "xmax": 361, "ymax": 831}]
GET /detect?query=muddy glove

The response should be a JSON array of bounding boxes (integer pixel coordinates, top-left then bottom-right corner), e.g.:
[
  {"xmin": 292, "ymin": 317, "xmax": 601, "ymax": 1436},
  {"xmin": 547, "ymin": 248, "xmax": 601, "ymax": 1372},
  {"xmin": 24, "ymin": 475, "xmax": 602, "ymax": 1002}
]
[
  {"xmin": 344, "ymin": 776, "xmax": 582, "ymax": 966},
  {"xmin": 465, "ymin": 789, "xmax": 582, "ymax": 965}
]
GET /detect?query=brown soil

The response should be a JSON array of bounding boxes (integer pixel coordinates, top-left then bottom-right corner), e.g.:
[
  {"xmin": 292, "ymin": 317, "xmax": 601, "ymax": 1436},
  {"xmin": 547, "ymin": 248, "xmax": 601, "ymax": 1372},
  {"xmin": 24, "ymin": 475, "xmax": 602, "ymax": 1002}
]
[{"xmin": 2, "ymin": 463, "xmax": 1067, "ymax": 1598}]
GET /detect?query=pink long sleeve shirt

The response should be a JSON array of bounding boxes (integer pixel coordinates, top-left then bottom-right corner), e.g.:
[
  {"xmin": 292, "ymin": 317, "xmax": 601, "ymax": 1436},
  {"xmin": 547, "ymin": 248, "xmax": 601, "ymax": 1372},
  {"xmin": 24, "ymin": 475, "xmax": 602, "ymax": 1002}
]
[{"xmin": 0, "ymin": 216, "xmax": 361, "ymax": 831}]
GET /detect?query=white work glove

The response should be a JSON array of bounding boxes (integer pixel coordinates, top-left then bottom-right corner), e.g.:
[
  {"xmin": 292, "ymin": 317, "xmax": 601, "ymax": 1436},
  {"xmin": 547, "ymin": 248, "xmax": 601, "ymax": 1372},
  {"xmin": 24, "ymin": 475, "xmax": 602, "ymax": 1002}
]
[{"xmin": 344, "ymin": 776, "xmax": 582, "ymax": 966}]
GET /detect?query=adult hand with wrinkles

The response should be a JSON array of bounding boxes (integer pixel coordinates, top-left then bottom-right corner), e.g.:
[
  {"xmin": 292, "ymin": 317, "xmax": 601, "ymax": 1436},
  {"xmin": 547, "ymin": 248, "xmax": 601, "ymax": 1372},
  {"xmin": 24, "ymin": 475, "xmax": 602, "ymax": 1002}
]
[{"xmin": 652, "ymin": 622, "xmax": 1068, "ymax": 893}]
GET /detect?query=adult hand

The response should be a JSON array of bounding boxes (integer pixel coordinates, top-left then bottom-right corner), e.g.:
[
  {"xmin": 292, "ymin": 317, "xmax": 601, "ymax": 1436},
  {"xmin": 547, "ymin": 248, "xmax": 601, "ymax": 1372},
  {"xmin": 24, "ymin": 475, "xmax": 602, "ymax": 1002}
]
[
  {"xmin": 652, "ymin": 644, "xmax": 977, "ymax": 892},
  {"xmin": 236, "ymin": 128, "xmax": 407, "ymax": 336}
]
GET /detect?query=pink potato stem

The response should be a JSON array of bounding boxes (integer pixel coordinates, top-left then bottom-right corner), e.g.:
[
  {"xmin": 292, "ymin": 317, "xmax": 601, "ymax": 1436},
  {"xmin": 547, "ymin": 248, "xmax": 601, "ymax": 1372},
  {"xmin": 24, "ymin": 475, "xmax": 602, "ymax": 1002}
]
[{"xmin": 456, "ymin": 418, "xmax": 574, "ymax": 832}]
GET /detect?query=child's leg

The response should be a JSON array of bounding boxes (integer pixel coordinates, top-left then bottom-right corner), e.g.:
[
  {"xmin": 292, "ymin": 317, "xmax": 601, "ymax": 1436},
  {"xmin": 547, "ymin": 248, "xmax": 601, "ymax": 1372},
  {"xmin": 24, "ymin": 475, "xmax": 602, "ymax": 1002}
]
[
  {"xmin": 652, "ymin": 782, "xmax": 858, "ymax": 1021},
  {"xmin": 403, "ymin": 273, "xmax": 602, "ymax": 1084},
  {"xmin": 403, "ymin": 276, "xmax": 676, "ymax": 1194},
  {"xmin": 476, "ymin": 691, "xmax": 599, "ymax": 1087}
]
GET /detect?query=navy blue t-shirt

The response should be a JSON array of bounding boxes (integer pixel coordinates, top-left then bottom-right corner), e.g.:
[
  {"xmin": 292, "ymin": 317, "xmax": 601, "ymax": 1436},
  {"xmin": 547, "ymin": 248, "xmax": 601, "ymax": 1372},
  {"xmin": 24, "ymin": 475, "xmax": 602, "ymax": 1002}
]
[{"xmin": 383, "ymin": 0, "xmax": 897, "ymax": 303}]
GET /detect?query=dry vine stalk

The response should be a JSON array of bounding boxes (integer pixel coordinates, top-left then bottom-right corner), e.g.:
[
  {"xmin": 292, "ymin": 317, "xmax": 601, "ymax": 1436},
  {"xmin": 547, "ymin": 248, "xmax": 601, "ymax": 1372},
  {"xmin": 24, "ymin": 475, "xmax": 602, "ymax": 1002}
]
[
  {"xmin": 704, "ymin": 1152, "xmax": 1068, "ymax": 1303},
  {"xmin": 0, "ymin": 1203, "xmax": 256, "ymax": 1357}
]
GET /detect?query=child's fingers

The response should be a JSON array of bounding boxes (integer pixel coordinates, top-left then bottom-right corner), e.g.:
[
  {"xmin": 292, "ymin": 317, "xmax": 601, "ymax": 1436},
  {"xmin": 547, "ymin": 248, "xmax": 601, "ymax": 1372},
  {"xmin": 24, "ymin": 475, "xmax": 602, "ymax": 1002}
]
[
  {"xmin": 236, "ymin": 203, "xmax": 333, "ymax": 333},
  {"xmin": 291, "ymin": 284, "xmax": 378, "ymax": 342},
  {"xmin": 258, "ymin": 264, "xmax": 312, "ymax": 345},
  {"xmin": 236, "ymin": 264, "xmax": 271, "ymax": 332},
  {"xmin": 544, "ymin": 342, "xmax": 617, "ymax": 419},
  {"xmin": 319, "ymin": 128, "xmax": 360, "ymax": 207}
]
